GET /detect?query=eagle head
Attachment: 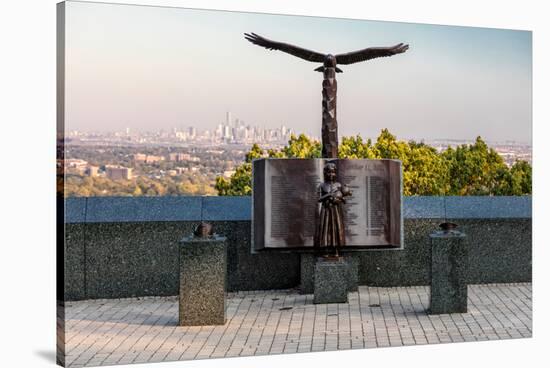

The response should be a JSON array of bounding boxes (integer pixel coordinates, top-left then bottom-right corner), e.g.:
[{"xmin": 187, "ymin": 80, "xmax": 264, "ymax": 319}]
[
  {"xmin": 314, "ymin": 54, "xmax": 343, "ymax": 72},
  {"xmin": 324, "ymin": 54, "xmax": 337, "ymax": 68}
]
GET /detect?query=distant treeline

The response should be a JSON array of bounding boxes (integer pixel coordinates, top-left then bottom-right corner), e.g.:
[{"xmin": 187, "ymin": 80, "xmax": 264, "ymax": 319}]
[
  {"xmin": 63, "ymin": 174, "xmax": 216, "ymax": 197},
  {"xmin": 215, "ymin": 129, "xmax": 531, "ymax": 196}
]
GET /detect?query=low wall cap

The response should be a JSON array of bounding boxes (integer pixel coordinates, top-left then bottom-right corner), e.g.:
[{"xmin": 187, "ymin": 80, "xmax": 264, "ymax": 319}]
[
  {"xmin": 180, "ymin": 234, "xmax": 227, "ymax": 243},
  {"xmin": 430, "ymin": 230, "xmax": 466, "ymax": 238}
]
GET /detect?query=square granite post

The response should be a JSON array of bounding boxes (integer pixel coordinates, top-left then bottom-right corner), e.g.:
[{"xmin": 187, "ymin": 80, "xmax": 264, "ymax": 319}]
[
  {"xmin": 313, "ymin": 258, "xmax": 348, "ymax": 304},
  {"xmin": 429, "ymin": 230, "xmax": 468, "ymax": 314},
  {"xmin": 301, "ymin": 253, "xmax": 358, "ymax": 294},
  {"xmin": 179, "ymin": 235, "xmax": 227, "ymax": 326}
]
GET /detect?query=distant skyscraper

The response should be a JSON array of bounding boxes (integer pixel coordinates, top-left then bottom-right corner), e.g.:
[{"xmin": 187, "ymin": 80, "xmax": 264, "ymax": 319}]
[
  {"xmin": 226, "ymin": 111, "xmax": 232, "ymax": 126},
  {"xmin": 223, "ymin": 125, "xmax": 231, "ymax": 139}
]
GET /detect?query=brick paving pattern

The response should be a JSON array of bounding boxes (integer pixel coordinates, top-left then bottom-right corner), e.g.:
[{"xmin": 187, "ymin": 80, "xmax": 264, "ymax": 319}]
[{"xmin": 63, "ymin": 283, "xmax": 532, "ymax": 367}]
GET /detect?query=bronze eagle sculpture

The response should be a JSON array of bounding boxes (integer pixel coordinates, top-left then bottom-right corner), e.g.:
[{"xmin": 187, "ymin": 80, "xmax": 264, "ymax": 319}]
[
  {"xmin": 244, "ymin": 32, "xmax": 409, "ymax": 73},
  {"xmin": 244, "ymin": 32, "xmax": 409, "ymax": 158}
]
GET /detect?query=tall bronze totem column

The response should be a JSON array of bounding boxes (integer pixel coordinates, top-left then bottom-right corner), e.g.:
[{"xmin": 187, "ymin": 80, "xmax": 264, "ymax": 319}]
[
  {"xmin": 243, "ymin": 32, "xmax": 408, "ymax": 157},
  {"xmin": 321, "ymin": 67, "xmax": 338, "ymax": 159}
]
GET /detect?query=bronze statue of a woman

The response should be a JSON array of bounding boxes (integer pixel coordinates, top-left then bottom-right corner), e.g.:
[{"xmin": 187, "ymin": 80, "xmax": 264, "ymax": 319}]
[{"xmin": 315, "ymin": 162, "xmax": 352, "ymax": 256}]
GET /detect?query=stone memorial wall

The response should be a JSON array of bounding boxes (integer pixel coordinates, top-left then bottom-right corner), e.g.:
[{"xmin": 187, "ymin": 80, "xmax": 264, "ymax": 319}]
[{"xmin": 60, "ymin": 195, "xmax": 532, "ymax": 301}]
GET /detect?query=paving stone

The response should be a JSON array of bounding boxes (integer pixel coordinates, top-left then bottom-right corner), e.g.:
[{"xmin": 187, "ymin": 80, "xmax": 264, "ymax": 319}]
[{"xmin": 63, "ymin": 283, "xmax": 531, "ymax": 367}]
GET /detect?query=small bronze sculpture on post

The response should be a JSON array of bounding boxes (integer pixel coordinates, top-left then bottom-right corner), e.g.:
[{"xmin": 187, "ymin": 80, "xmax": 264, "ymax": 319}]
[
  {"xmin": 193, "ymin": 222, "xmax": 214, "ymax": 238},
  {"xmin": 244, "ymin": 32, "xmax": 408, "ymax": 159},
  {"xmin": 314, "ymin": 162, "xmax": 352, "ymax": 257}
]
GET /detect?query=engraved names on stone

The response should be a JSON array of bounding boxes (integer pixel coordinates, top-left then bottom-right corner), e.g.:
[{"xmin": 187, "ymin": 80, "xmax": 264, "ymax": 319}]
[
  {"xmin": 339, "ymin": 160, "xmax": 389, "ymax": 243},
  {"xmin": 270, "ymin": 176, "xmax": 293, "ymax": 238}
]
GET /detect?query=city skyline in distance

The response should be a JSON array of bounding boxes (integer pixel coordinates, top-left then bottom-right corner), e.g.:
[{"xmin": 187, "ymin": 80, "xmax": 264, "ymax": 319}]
[
  {"xmin": 65, "ymin": 1, "xmax": 532, "ymax": 143},
  {"xmin": 67, "ymin": 110, "xmax": 532, "ymax": 146}
]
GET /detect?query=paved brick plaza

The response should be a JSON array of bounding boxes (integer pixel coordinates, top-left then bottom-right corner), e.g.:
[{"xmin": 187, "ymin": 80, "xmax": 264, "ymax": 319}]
[{"xmin": 63, "ymin": 283, "xmax": 532, "ymax": 367}]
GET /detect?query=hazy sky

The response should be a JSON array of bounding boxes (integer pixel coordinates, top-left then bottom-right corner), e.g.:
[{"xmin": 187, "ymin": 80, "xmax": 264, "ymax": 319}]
[{"xmin": 64, "ymin": 0, "xmax": 532, "ymax": 142}]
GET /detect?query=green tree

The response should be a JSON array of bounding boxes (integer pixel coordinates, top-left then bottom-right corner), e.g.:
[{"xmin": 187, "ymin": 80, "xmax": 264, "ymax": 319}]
[
  {"xmin": 132, "ymin": 185, "xmax": 143, "ymax": 196},
  {"xmin": 511, "ymin": 160, "xmax": 532, "ymax": 195},
  {"xmin": 215, "ymin": 130, "xmax": 531, "ymax": 197},
  {"xmin": 443, "ymin": 136, "xmax": 509, "ymax": 195},
  {"xmin": 339, "ymin": 135, "xmax": 375, "ymax": 159},
  {"xmin": 499, "ymin": 160, "xmax": 532, "ymax": 195},
  {"xmin": 404, "ymin": 143, "xmax": 449, "ymax": 196},
  {"xmin": 215, "ymin": 163, "xmax": 253, "ymax": 196},
  {"xmin": 245, "ymin": 143, "xmax": 265, "ymax": 162},
  {"xmin": 282, "ymin": 134, "xmax": 321, "ymax": 158},
  {"xmin": 371, "ymin": 128, "xmax": 409, "ymax": 160}
]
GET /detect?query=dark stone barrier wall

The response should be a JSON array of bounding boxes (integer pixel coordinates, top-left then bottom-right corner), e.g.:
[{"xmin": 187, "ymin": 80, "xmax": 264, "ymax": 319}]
[{"xmin": 62, "ymin": 196, "xmax": 531, "ymax": 301}]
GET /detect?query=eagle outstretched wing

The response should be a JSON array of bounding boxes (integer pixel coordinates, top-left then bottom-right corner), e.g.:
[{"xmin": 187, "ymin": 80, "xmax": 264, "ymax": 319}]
[
  {"xmin": 335, "ymin": 43, "xmax": 409, "ymax": 65},
  {"xmin": 244, "ymin": 32, "xmax": 325, "ymax": 63}
]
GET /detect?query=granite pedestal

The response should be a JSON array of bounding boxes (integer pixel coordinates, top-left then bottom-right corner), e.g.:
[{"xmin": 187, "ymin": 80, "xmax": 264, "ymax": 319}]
[
  {"xmin": 313, "ymin": 257, "xmax": 349, "ymax": 304},
  {"xmin": 301, "ymin": 253, "xmax": 359, "ymax": 294},
  {"xmin": 179, "ymin": 235, "xmax": 227, "ymax": 326},
  {"xmin": 429, "ymin": 230, "xmax": 468, "ymax": 314}
]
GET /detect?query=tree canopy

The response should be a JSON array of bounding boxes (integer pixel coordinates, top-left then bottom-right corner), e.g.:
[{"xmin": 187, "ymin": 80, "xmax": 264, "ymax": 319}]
[{"xmin": 215, "ymin": 130, "xmax": 531, "ymax": 196}]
